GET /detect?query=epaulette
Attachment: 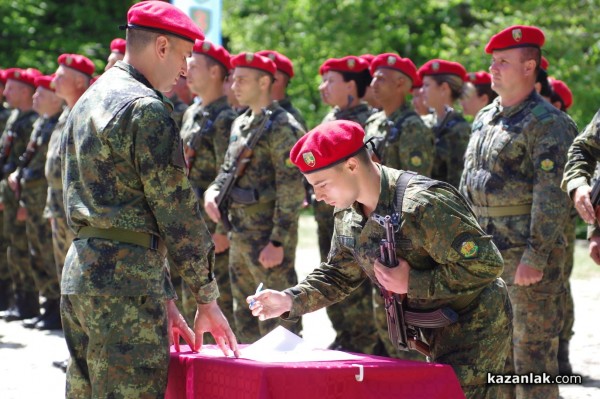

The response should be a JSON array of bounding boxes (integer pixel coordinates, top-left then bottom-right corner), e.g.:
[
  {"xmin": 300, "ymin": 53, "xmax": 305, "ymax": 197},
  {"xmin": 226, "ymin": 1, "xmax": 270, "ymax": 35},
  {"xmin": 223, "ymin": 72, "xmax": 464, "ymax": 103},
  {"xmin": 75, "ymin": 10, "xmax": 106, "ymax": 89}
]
[{"xmin": 530, "ymin": 103, "xmax": 554, "ymax": 124}]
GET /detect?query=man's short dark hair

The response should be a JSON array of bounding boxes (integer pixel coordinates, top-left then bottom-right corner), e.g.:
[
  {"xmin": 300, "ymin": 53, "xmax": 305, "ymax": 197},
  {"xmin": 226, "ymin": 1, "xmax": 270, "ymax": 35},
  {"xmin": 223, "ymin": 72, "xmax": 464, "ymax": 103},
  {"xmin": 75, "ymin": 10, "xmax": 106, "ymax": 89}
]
[
  {"xmin": 520, "ymin": 47, "xmax": 542, "ymax": 74},
  {"xmin": 341, "ymin": 69, "xmax": 372, "ymax": 98},
  {"xmin": 126, "ymin": 29, "xmax": 161, "ymax": 53}
]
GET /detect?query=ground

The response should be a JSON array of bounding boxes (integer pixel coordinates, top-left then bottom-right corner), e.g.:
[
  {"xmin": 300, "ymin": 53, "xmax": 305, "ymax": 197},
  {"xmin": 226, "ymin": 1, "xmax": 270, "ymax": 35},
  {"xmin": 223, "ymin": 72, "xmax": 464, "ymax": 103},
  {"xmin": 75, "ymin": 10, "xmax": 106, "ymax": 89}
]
[{"xmin": 0, "ymin": 214, "xmax": 598, "ymax": 398}]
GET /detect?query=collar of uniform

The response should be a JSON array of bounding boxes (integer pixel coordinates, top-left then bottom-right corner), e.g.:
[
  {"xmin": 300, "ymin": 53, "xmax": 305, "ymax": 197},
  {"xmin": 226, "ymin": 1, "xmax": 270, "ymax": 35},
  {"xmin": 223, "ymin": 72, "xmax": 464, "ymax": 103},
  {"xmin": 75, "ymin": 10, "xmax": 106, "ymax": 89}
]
[
  {"xmin": 491, "ymin": 89, "xmax": 538, "ymax": 120},
  {"xmin": 387, "ymin": 103, "xmax": 412, "ymax": 122},
  {"xmin": 202, "ymin": 95, "xmax": 228, "ymax": 115},
  {"xmin": 277, "ymin": 97, "xmax": 291, "ymax": 110},
  {"xmin": 113, "ymin": 60, "xmax": 154, "ymax": 91},
  {"xmin": 334, "ymin": 102, "xmax": 370, "ymax": 121},
  {"xmin": 360, "ymin": 164, "xmax": 396, "ymax": 224}
]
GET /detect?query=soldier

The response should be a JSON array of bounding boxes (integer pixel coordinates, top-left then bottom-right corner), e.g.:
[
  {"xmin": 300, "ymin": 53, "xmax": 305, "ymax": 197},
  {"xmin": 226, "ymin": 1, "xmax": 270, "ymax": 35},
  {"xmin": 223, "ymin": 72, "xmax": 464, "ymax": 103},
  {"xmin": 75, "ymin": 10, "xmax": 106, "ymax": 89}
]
[
  {"xmin": 7, "ymin": 74, "xmax": 64, "ymax": 330},
  {"xmin": 248, "ymin": 120, "xmax": 512, "ymax": 398},
  {"xmin": 460, "ymin": 71, "xmax": 497, "ymax": 118},
  {"xmin": 204, "ymin": 52, "xmax": 305, "ymax": 343},
  {"xmin": 257, "ymin": 50, "xmax": 307, "ymax": 130},
  {"xmin": 359, "ymin": 53, "xmax": 382, "ymax": 110},
  {"xmin": 179, "ymin": 39, "xmax": 237, "ymax": 324},
  {"xmin": 549, "ymin": 78, "xmax": 573, "ymax": 112},
  {"xmin": 0, "ymin": 68, "xmax": 41, "ymax": 322},
  {"xmin": 418, "ymin": 59, "xmax": 471, "ymax": 188},
  {"xmin": 460, "ymin": 25, "xmax": 577, "ymax": 399},
  {"xmin": 316, "ymin": 55, "xmax": 380, "ymax": 355},
  {"xmin": 166, "ymin": 76, "xmax": 193, "ymax": 128},
  {"xmin": 60, "ymin": 2, "xmax": 239, "ymax": 397},
  {"xmin": 105, "ymin": 38, "xmax": 126, "ymax": 71}
]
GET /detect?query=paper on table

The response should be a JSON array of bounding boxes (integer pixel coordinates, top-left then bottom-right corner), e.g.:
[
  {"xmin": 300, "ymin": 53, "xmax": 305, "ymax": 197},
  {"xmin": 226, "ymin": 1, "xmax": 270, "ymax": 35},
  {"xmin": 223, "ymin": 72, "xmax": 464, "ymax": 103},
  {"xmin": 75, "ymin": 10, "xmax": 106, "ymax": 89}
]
[{"xmin": 240, "ymin": 326, "xmax": 363, "ymax": 363}]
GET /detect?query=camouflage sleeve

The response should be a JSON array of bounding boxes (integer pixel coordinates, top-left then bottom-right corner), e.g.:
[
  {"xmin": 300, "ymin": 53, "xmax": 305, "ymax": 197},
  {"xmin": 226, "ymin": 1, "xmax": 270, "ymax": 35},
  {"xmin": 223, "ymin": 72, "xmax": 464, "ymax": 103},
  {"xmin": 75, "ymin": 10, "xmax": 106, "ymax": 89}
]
[
  {"xmin": 284, "ymin": 219, "xmax": 367, "ymax": 318},
  {"xmin": 398, "ymin": 118, "xmax": 435, "ymax": 176},
  {"xmin": 562, "ymin": 109, "xmax": 600, "ymax": 196},
  {"xmin": 267, "ymin": 119, "xmax": 304, "ymax": 243},
  {"xmin": 521, "ymin": 117, "xmax": 574, "ymax": 269},
  {"xmin": 405, "ymin": 186, "xmax": 503, "ymax": 300},
  {"xmin": 212, "ymin": 111, "xmax": 236, "ymax": 178},
  {"xmin": 132, "ymin": 98, "xmax": 218, "ymax": 304},
  {"xmin": 444, "ymin": 121, "xmax": 471, "ymax": 188}
]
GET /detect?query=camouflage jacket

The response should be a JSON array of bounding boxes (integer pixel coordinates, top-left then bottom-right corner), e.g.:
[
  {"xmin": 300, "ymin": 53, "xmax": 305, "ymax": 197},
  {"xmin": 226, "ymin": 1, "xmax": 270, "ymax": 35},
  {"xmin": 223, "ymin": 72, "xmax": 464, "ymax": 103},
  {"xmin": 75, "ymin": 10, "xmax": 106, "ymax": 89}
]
[
  {"xmin": 0, "ymin": 103, "xmax": 12, "ymax": 135},
  {"xmin": 0, "ymin": 109, "xmax": 38, "ymax": 202},
  {"xmin": 364, "ymin": 104, "xmax": 435, "ymax": 176},
  {"xmin": 19, "ymin": 111, "xmax": 61, "ymax": 183},
  {"xmin": 321, "ymin": 102, "xmax": 375, "ymax": 127},
  {"xmin": 181, "ymin": 96, "xmax": 236, "ymax": 231},
  {"xmin": 278, "ymin": 97, "xmax": 307, "ymax": 130},
  {"xmin": 208, "ymin": 101, "xmax": 305, "ymax": 241},
  {"xmin": 285, "ymin": 165, "xmax": 503, "ymax": 317},
  {"xmin": 60, "ymin": 61, "xmax": 218, "ymax": 302},
  {"xmin": 460, "ymin": 90, "xmax": 576, "ymax": 269},
  {"xmin": 431, "ymin": 107, "xmax": 471, "ymax": 188},
  {"xmin": 43, "ymin": 107, "xmax": 70, "ymax": 219},
  {"xmin": 169, "ymin": 94, "xmax": 189, "ymax": 129}
]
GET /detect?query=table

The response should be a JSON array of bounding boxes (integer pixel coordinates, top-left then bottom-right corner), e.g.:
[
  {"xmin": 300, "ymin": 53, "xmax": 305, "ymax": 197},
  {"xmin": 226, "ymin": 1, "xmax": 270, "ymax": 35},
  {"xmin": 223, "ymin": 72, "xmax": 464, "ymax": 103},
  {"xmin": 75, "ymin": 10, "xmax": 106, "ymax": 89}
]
[{"xmin": 165, "ymin": 345, "xmax": 465, "ymax": 399}]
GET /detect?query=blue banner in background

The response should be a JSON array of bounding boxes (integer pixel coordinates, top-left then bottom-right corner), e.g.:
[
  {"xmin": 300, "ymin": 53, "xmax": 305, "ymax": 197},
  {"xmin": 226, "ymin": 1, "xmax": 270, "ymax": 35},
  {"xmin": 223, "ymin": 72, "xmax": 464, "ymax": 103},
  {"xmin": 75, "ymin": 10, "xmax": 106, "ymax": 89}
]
[{"xmin": 171, "ymin": 0, "xmax": 222, "ymax": 45}]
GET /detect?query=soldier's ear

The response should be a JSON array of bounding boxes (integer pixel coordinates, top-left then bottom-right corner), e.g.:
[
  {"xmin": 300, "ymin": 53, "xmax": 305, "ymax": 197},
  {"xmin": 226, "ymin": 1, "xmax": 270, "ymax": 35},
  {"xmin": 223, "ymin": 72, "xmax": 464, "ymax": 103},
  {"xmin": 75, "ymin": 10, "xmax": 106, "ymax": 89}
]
[{"xmin": 155, "ymin": 35, "xmax": 170, "ymax": 60}]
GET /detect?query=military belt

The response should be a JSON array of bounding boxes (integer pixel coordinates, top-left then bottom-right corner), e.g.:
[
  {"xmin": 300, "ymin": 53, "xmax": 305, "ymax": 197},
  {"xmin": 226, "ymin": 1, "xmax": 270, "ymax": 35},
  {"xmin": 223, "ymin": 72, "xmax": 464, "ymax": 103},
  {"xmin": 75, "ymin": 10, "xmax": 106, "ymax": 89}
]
[
  {"xmin": 77, "ymin": 226, "xmax": 167, "ymax": 258},
  {"xmin": 472, "ymin": 204, "xmax": 532, "ymax": 218},
  {"xmin": 21, "ymin": 178, "xmax": 47, "ymax": 189}
]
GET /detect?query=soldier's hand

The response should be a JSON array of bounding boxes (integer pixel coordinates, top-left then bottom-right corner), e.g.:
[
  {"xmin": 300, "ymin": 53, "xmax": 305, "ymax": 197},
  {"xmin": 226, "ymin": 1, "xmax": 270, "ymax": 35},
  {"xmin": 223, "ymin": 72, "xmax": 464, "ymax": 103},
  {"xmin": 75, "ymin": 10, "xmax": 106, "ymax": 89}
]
[
  {"xmin": 16, "ymin": 207, "xmax": 27, "ymax": 222},
  {"xmin": 8, "ymin": 171, "xmax": 18, "ymax": 191},
  {"xmin": 247, "ymin": 289, "xmax": 292, "ymax": 321},
  {"xmin": 194, "ymin": 301, "xmax": 240, "ymax": 358},
  {"xmin": 258, "ymin": 242, "xmax": 284, "ymax": 269},
  {"xmin": 203, "ymin": 189, "xmax": 221, "ymax": 224},
  {"xmin": 213, "ymin": 233, "xmax": 230, "ymax": 254},
  {"xmin": 166, "ymin": 300, "xmax": 195, "ymax": 353},
  {"xmin": 589, "ymin": 237, "xmax": 600, "ymax": 265},
  {"xmin": 374, "ymin": 258, "xmax": 410, "ymax": 294},
  {"xmin": 513, "ymin": 263, "xmax": 543, "ymax": 286},
  {"xmin": 573, "ymin": 185, "xmax": 595, "ymax": 224}
]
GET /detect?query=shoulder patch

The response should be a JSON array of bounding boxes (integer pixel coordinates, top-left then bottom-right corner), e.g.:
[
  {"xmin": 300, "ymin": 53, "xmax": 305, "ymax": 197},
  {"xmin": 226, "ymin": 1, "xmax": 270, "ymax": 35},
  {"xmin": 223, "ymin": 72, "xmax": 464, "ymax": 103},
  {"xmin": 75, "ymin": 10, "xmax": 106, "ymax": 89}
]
[
  {"xmin": 409, "ymin": 151, "xmax": 423, "ymax": 167},
  {"xmin": 540, "ymin": 158, "xmax": 555, "ymax": 172},
  {"xmin": 452, "ymin": 232, "xmax": 479, "ymax": 259},
  {"xmin": 531, "ymin": 104, "xmax": 554, "ymax": 124}
]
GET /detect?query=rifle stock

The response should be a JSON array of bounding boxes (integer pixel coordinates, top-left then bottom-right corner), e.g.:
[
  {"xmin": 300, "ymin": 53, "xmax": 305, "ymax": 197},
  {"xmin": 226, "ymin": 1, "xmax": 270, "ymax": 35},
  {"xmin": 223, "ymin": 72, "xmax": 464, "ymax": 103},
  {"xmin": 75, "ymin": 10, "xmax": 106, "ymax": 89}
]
[{"xmin": 184, "ymin": 111, "xmax": 211, "ymax": 176}]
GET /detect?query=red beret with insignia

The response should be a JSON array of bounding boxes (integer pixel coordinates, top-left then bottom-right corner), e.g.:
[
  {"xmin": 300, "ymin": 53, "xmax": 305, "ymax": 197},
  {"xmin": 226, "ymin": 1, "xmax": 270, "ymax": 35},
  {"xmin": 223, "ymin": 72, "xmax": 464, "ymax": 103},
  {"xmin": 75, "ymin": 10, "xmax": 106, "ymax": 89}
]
[
  {"xmin": 360, "ymin": 54, "xmax": 375, "ymax": 65},
  {"xmin": 541, "ymin": 56, "xmax": 549, "ymax": 71},
  {"xmin": 257, "ymin": 50, "xmax": 294, "ymax": 78},
  {"xmin": 58, "ymin": 54, "xmax": 95, "ymax": 77},
  {"xmin": 418, "ymin": 59, "xmax": 467, "ymax": 81},
  {"xmin": 290, "ymin": 120, "xmax": 366, "ymax": 174},
  {"xmin": 193, "ymin": 40, "xmax": 231, "ymax": 71},
  {"xmin": 231, "ymin": 52, "xmax": 276, "ymax": 76},
  {"xmin": 467, "ymin": 71, "xmax": 492, "ymax": 86},
  {"xmin": 110, "ymin": 38, "xmax": 126, "ymax": 54},
  {"xmin": 323, "ymin": 56, "xmax": 369, "ymax": 74},
  {"xmin": 4, "ymin": 68, "xmax": 41, "ymax": 87},
  {"xmin": 550, "ymin": 78, "xmax": 573, "ymax": 109},
  {"xmin": 485, "ymin": 25, "xmax": 545, "ymax": 54},
  {"xmin": 34, "ymin": 74, "xmax": 56, "ymax": 92},
  {"xmin": 319, "ymin": 59, "xmax": 332, "ymax": 76},
  {"xmin": 125, "ymin": 0, "xmax": 204, "ymax": 43},
  {"xmin": 370, "ymin": 53, "xmax": 419, "ymax": 87}
]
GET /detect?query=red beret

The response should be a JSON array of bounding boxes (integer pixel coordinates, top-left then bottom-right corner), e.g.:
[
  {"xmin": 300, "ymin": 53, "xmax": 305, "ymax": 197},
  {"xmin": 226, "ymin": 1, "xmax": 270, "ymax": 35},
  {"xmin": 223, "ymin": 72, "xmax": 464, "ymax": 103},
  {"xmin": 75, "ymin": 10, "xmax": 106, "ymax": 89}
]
[
  {"xmin": 370, "ymin": 53, "xmax": 419, "ymax": 87},
  {"xmin": 257, "ymin": 50, "xmax": 294, "ymax": 78},
  {"xmin": 550, "ymin": 78, "xmax": 573, "ymax": 109},
  {"xmin": 323, "ymin": 56, "xmax": 369, "ymax": 74},
  {"xmin": 4, "ymin": 68, "xmax": 41, "ymax": 87},
  {"xmin": 125, "ymin": 0, "xmax": 204, "ymax": 43},
  {"xmin": 0, "ymin": 70, "xmax": 6, "ymax": 85},
  {"xmin": 360, "ymin": 54, "xmax": 375, "ymax": 65},
  {"xmin": 193, "ymin": 40, "xmax": 231, "ymax": 70},
  {"xmin": 231, "ymin": 52, "xmax": 276, "ymax": 76},
  {"xmin": 541, "ymin": 56, "xmax": 549, "ymax": 71},
  {"xmin": 319, "ymin": 59, "xmax": 331, "ymax": 76},
  {"xmin": 290, "ymin": 120, "xmax": 365, "ymax": 174},
  {"xmin": 485, "ymin": 25, "xmax": 545, "ymax": 54},
  {"xmin": 58, "ymin": 54, "xmax": 95, "ymax": 77},
  {"xmin": 35, "ymin": 74, "xmax": 56, "ymax": 92},
  {"xmin": 466, "ymin": 71, "xmax": 492, "ymax": 86},
  {"xmin": 418, "ymin": 59, "xmax": 467, "ymax": 81},
  {"xmin": 110, "ymin": 38, "xmax": 126, "ymax": 54}
]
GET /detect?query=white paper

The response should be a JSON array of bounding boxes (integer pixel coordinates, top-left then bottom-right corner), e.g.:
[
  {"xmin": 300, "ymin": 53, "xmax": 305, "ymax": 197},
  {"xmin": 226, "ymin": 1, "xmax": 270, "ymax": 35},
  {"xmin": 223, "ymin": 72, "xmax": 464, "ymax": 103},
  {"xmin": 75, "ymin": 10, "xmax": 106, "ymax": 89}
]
[{"xmin": 240, "ymin": 326, "xmax": 364, "ymax": 363}]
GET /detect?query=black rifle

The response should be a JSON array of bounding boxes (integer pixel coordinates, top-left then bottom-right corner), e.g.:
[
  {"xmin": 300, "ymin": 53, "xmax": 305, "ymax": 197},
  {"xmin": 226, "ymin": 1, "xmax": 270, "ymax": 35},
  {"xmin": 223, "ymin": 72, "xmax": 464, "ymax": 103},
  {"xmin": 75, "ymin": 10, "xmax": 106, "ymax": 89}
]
[
  {"xmin": 13, "ymin": 140, "xmax": 39, "ymax": 200},
  {"xmin": 0, "ymin": 130, "xmax": 16, "ymax": 180},
  {"xmin": 215, "ymin": 109, "xmax": 273, "ymax": 231}
]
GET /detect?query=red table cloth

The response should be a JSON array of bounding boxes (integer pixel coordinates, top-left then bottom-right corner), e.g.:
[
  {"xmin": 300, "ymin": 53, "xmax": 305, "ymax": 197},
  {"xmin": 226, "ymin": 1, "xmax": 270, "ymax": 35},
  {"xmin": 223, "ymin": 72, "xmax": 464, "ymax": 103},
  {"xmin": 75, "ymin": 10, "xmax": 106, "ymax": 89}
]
[{"xmin": 165, "ymin": 345, "xmax": 465, "ymax": 399}]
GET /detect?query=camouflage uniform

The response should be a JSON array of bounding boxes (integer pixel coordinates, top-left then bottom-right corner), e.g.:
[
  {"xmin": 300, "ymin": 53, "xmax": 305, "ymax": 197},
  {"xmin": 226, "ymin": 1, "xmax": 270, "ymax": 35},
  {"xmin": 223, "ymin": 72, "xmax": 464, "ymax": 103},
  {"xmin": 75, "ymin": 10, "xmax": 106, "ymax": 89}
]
[
  {"xmin": 316, "ymin": 103, "xmax": 381, "ymax": 354},
  {"xmin": 278, "ymin": 97, "xmax": 307, "ymax": 131},
  {"xmin": 44, "ymin": 107, "xmax": 74, "ymax": 282},
  {"xmin": 284, "ymin": 166, "xmax": 512, "ymax": 397},
  {"xmin": 180, "ymin": 97, "xmax": 237, "ymax": 324},
  {"xmin": 18, "ymin": 113, "xmax": 61, "ymax": 304},
  {"xmin": 0, "ymin": 103, "xmax": 13, "ymax": 309},
  {"xmin": 60, "ymin": 61, "xmax": 219, "ymax": 398},
  {"xmin": 207, "ymin": 101, "xmax": 304, "ymax": 343},
  {"xmin": 431, "ymin": 108, "xmax": 471, "ymax": 188},
  {"xmin": 1, "ymin": 109, "xmax": 39, "ymax": 318},
  {"xmin": 461, "ymin": 91, "xmax": 576, "ymax": 399},
  {"xmin": 169, "ymin": 94, "xmax": 189, "ymax": 129}
]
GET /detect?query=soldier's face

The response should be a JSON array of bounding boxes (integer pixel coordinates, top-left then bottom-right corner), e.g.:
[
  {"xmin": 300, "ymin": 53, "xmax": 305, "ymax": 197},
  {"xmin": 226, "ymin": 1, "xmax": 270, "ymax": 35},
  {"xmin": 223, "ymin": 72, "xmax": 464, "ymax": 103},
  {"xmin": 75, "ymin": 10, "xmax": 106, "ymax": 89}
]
[
  {"xmin": 186, "ymin": 54, "xmax": 210, "ymax": 95},
  {"xmin": 411, "ymin": 88, "xmax": 428, "ymax": 115},
  {"xmin": 4, "ymin": 80, "xmax": 30, "ymax": 109},
  {"xmin": 489, "ymin": 48, "xmax": 528, "ymax": 95},
  {"xmin": 421, "ymin": 76, "xmax": 444, "ymax": 109},
  {"xmin": 305, "ymin": 161, "xmax": 359, "ymax": 209},
  {"xmin": 320, "ymin": 71, "xmax": 352, "ymax": 108},
  {"xmin": 32, "ymin": 86, "xmax": 60, "ymax": 115},
  {"xmin": 159, "ymin": 37, "xmax": 193, "ymax": 93},
  {"xmin": 231, "ymin": 68, "xmax": 261, "ymax": 106},
  {"xmin": 53, "ymin": 66, "xmax": 78, "ymax": 100},
  {"xmin": 371, "ymin": 69, "xmax": 402, "ymax": 105}
]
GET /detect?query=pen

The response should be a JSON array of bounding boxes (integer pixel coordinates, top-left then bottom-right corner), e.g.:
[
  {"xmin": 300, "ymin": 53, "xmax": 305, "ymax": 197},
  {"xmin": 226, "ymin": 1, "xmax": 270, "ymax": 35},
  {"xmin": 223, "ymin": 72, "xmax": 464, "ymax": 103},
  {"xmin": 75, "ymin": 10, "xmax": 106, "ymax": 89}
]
[{"xmin": 249, "ymin": 282, "xmax": 264, "ymax": 308}]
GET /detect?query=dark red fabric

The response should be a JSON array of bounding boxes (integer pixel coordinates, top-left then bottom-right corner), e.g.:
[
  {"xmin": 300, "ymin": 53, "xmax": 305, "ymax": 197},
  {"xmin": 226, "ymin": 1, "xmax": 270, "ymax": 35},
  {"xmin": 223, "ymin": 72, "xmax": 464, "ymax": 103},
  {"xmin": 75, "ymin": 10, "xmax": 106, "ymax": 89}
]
[
  {"xmin": 110, "ymin": 38, "xmax": 126, "ymax": 54},
  {"xmin": 4, "ymin": 68, "xmax": 41, "ymax": 87},
  {"xmin": 550, "ymin": 78, "xmax": 573, "ymax": 109},
  {"xmin": 127, "ymin": 0, "xmax": 204, "ymax": 42},
  {"xmin": 166, "ymin": 345, "xmax": 465, "ymax": 399},
  {"xmin": 322, "ymin": 56, "xmax": 369, "ymax": 74},
  {"xmin": 194, "ymin": 40, "xmax": 232, "ymax": 70},
  {"xmin": 34, "ymin": 74, "xmax": 56, "ymax": 92},
  {"xmin": 58, "ymin": 54, "xmax": 95, "ymax": 76},
  {"xmin": 417, "ymin": 59, "xmax": 467, "ymax": 81},
  {"xmin": 257, "ymin": 51, "xmax": 294, "ymax": 78},
  {"xmin": 231, "ymin": 53, "xmax": 277, "ymax": 76},
  {"xmin": 485, "ymin": 25, "xmax": 545, "ymax": 54},
  {"xmin": 466, "ymin": 71, "xmax": 492, "ymax": 86},
  {"xmin": 541, "ymin": 56, "xmax": 549, "ymax": 71},
  {"xmin": 370, "ymin": 53, "xmax": 419, "ymax": 87}
]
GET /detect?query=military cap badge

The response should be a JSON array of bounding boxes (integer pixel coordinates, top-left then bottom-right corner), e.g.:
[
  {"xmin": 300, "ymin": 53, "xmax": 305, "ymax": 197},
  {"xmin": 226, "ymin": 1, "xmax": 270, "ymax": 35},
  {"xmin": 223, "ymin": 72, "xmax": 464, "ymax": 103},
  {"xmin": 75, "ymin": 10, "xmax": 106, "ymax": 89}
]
[
  {"xmin": 50, "ymin": 81, "xmax": 56, "ymax": 90},
  {"xmin": 245, "ymin": 53, "xmax": 254, "ymax": 63},
  {"xmin": 66, "ymin": 55, "xmax": 73, "ymax": 66},
  {"xmin": 512, "ymin": 28, "xmax": 523, "ymax": 42},
  {"xmin": 410, "ymin": 155, "xmax": 422, "ymax": 167},
  {"xmin": 14, "ymin": 71, "xmax": 20, "ymax": 78},
  {"xmin": 202, "ymin": 42, "xmax": 211, "ymax": 52},
  {"xmin": 268, "ymin": 53, "xmax": 276, "ymax": 61},
  {"xmin": 387, "ymin": 56, "xmax": 397, "ymax": 66},
  {"xmin": 432, "ymin": 61, "xmax": 440, "ymax": 71},
  {"xmin": 540, "ymin": 159, "xmax": 554, "ymax": 171},
  {"xmin": 303, "ymin": 152, "xmax": 316, "ymax": 167},
  {"xmin": 347, "ymin": 58, "xmax": 356, "ymax": 69},
  {"xmin": 460, "ymin": 240, "xmax": 478, "ymax": 258},
  {"xmin": 469, "ymin": 72, "xmax": 476, "ymax": 82}
]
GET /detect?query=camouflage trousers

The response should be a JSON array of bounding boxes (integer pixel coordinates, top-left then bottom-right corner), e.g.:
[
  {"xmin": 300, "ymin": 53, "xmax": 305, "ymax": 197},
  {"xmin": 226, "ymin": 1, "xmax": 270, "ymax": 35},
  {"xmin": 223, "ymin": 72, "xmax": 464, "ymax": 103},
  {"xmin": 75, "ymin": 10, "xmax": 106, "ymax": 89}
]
[
  {"xmin": 560, "ymin": 215, "xmax": 576, "ymax": 342},
  {"xmin": 502, "ymin": 247, "xmax": 566, "ymax": 399},
  {"xmin": 229, "ymin": 229, "xmax": 301, "ymax": 343},
  {"xmin": 50, "ymin": 216, "xmax": 75, "ymax": 283},
  {"xmin": 0, "ymin": 210, "xmax": 9, "ymax": 280},
  {"xmin": 22, "ymin": 182, "xmax": 60, "ymax": 300},
  {"xmin": 314, "ymin": 200, "xmax": 379, "ymax": 354},
  {"xmin": 61, "ymin": 294, "xmax": 169, "ymax": 399}
]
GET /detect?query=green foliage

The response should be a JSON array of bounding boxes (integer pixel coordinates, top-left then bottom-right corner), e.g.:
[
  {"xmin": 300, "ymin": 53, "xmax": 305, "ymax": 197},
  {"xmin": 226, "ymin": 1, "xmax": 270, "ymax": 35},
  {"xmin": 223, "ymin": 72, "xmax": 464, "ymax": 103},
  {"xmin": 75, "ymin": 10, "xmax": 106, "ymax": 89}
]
[{"xmin": 222, "ymin": 0, "xmax": 600, "ymax": 129}]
